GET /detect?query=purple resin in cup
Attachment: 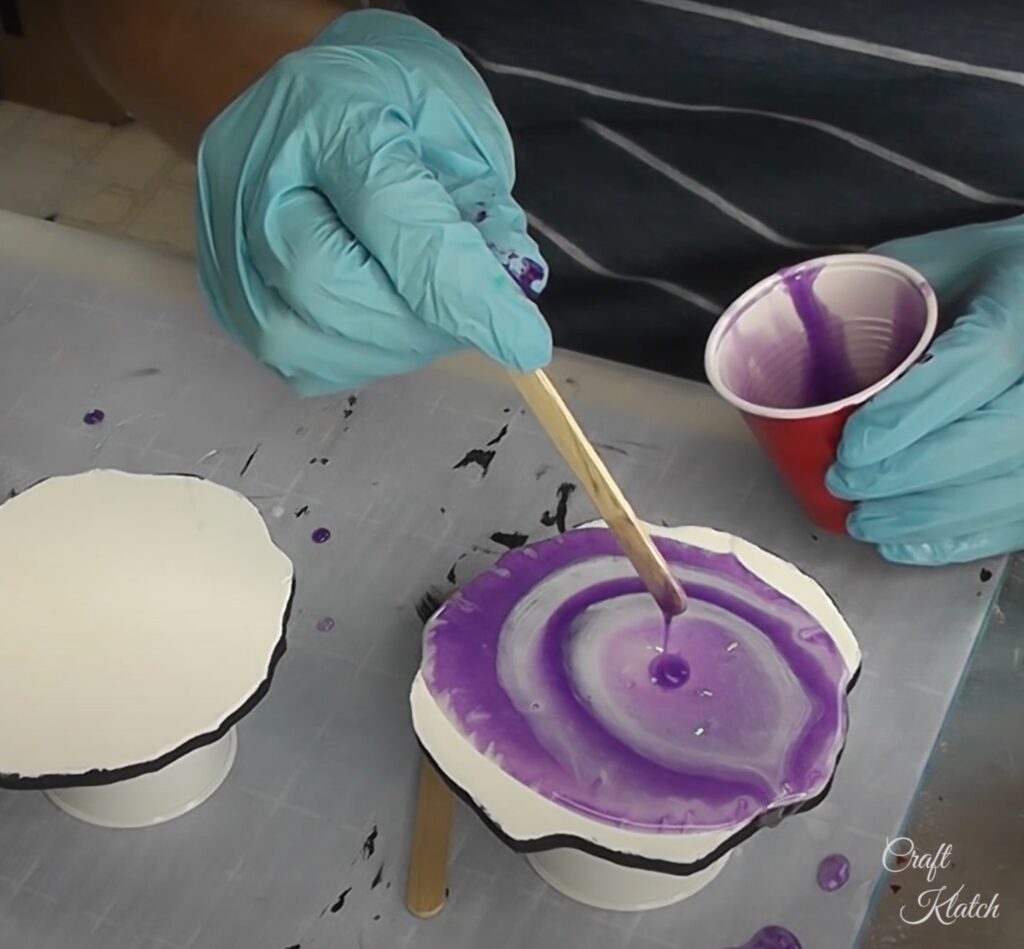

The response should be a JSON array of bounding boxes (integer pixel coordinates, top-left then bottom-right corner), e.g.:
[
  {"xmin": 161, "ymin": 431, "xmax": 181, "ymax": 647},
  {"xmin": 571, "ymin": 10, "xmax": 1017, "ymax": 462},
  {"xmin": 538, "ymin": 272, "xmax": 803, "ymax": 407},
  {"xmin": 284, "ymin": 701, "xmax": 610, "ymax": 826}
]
[
  {"xmin": 420, "ymin": 527, "xmax": 855, "ymax": 833},
  {"xmin": 708, "ymin": 254, "xmax": 935, "ymax": 413},
  {"xmin": 705, "ymin": 254, "xmax": 937, "ymax": 532}
]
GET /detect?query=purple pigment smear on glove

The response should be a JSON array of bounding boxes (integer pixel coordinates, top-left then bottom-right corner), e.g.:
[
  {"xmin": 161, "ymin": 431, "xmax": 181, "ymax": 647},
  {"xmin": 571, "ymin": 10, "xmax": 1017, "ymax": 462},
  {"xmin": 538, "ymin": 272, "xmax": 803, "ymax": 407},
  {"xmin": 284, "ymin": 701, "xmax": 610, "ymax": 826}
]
[
  {"xmin": 492, "ymin": 243, "xmax": 545, "ymax": 300},
  {"xmin": 423, "ymin": 529, "xmax": 851, "ymax": 832},
  {"xmin": 780, "ymin": 266, "xmax": 859, "ymax": 406}
]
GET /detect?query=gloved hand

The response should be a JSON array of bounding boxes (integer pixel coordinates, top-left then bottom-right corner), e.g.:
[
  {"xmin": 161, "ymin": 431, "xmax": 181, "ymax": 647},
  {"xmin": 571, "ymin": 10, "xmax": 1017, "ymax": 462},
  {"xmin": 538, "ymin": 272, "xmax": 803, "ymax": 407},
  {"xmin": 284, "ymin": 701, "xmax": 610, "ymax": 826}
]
[
  {"xmin": 827, "ymin": 216, "xmax": 1024, "ymax": 565},
  {"xmin": 196, "ymin": 10, "xmax": 551, "ymax": 396}
]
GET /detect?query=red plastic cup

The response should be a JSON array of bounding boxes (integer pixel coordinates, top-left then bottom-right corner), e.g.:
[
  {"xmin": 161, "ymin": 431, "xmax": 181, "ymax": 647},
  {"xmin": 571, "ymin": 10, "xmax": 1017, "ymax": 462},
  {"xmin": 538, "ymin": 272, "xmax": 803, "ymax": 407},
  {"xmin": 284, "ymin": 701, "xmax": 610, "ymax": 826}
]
[{"xmin": 704, "ymin": 254, "xmax": 938, "ymax": 533}]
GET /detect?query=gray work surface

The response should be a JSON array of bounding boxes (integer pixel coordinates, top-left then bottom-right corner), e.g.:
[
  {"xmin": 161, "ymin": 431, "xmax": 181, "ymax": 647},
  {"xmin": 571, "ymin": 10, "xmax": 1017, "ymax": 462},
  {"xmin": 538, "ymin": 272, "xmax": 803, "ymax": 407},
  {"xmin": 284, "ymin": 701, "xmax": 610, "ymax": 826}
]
[{"xmin": 0, "ymin": 211, "xmax": 1009, "ymax": 949}]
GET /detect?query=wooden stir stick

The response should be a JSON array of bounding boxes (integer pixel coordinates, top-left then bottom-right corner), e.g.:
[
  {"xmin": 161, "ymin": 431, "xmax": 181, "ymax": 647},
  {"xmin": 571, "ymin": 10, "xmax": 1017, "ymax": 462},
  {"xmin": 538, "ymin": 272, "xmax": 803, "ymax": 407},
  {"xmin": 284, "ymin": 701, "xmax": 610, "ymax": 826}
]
[
  {"xmin": 511, "ymin": 368, "xmax": 688, "ymax": 616},
  {"xmin": 406, "ymin": 756, "xmax": 456, "ymax": 918}
]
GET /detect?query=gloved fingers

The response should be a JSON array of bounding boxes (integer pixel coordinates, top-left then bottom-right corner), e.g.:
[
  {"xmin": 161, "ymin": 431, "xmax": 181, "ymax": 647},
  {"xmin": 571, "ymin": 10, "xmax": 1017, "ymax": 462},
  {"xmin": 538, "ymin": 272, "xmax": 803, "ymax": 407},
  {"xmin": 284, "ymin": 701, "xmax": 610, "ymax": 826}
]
[
  {"xmin": 247, "ymin": 185, "xmax": 460, "ymax": 363},
  {"xmin": 847, "ymin": 465, "xmax": 1024, "ymax": 546},
  {"xmin": 315, "ymin": 118, "xmax": 552, "ymax": 372},
  {"xmin": 837, "ymin": 285, "xmax": 1024, "ymax": 468},
  {"xmin": 829, "ymin": 379, "xmax": 1024, "ymax": 499},
  {"xmin": 249, "ymin": 307, "xmax": 452, "ymax": 396},
  {"xmin": 875, "ymin": 219, "xmax": 1024, "ymax": 301},
  {"xmin": 878, "ymin": 523, "xmax": 1024, "ymax": 566},
  {"xmin": 443, "ymin": 174, "xmax": 549, "ymax": 299}
]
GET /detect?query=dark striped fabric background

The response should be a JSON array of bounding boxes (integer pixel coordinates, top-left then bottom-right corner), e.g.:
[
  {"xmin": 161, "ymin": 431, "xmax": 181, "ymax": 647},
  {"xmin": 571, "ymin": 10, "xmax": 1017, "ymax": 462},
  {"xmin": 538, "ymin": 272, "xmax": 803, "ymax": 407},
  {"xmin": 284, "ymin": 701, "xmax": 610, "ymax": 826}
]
[{"xmin": 403, "ymin": 0, "xmax": 1024, "ymax": 378}]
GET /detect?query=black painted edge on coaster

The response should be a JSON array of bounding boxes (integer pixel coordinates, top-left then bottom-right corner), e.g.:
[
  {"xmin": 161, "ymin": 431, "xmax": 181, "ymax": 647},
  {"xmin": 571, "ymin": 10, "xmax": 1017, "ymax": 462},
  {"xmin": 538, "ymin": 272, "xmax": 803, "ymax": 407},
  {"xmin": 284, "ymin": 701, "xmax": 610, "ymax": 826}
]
[
  {"xmin": 0, "ymin": 471, "xmax": 295, "ymax": 791},
  {"xmin": 420, "ymin": 662, "xmax": 862, "ymax": 879}
]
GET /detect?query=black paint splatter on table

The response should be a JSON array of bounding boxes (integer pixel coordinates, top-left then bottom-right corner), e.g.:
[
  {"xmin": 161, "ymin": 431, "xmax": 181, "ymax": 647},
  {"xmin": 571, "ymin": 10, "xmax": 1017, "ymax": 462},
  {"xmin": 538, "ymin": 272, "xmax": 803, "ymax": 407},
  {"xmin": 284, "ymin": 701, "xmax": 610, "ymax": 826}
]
[
  {"xmin": 490, "ymin": 531, "xmax": 528, "ymax": 550},
  {"xmin": 486, "ymin": 424, "xmax": 509, "ymax": 446},
  {"xmin": 295, "ymin": 505, "xmax": 309, "ymax": 518},
  {"xmin": 415, "ymin": 589, "xmax": 445, "ymax": 623},
  {"xmin": 343, "ymin": 394, "xmax": 358, "ymax": 420},
  {"xmin": 362, "ymin": 825, "xmax": 378, "ymax": 859},
  {"xmin": 329, "ymin": 887, "xmax": 352, "ymax": 913},
  {"xmin": 540, "ymin": 482, "xmax": 576, "ymax": 534},
  {"xmin": 453, "ymin": 448, "xmax": 496, "ymax": 477},
  {"xmin": 240, "ymin": 444, "xmax": 261, "ymax": 477},
  {"xmin": 981, "ymin": 568, "xmax": 993, "ymax": 582},
  {"xmin": 371, "ymin": 864, "xmax": 384, "ymax": 889}
]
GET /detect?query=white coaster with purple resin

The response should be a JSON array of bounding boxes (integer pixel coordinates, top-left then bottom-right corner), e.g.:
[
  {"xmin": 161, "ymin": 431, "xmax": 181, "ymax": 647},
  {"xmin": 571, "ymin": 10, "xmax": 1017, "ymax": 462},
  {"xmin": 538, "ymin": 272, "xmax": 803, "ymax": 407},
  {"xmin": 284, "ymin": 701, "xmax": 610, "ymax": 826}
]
[
  {"xmin": 411, "ymin": 522, "xmax": 860, "ymax": 910},
  {"xmin": 0, "ymin": 469, "xmax": 294, "ymax": 827}
]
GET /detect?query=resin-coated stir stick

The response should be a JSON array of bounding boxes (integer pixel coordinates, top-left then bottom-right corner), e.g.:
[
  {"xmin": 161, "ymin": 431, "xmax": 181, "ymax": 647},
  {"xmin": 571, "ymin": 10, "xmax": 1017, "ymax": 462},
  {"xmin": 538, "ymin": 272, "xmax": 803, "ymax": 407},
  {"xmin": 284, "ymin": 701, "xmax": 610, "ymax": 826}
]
[{"xmin": 510, "ymin": 368, "xmax": 688, "ymax": 617}]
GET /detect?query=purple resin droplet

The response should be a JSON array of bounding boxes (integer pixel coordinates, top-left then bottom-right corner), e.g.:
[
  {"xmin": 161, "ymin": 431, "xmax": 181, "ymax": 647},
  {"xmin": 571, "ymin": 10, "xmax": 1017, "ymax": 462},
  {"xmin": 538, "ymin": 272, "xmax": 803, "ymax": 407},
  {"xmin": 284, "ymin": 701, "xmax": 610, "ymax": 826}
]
[
  {"xmin": 649, "ymin": 653, "xmax": 690, "ymax": 689},
  {"xmin": 816, "ymin": 853, "xmax": 851, "ymax": 892},
  {"xmin": 732, "ymin": 927, "xmax": 802, "ymax": 949},
  {"xmin": 316, "ymin": 616, "xmax": 336, "ymax": 633},
  {"xmin": 82, "ymin": 409, "xmax": 105, "ymax": 425},
  {"xmin": 311, "ymin": 527, "xmax": 331, "ymax": 544}
]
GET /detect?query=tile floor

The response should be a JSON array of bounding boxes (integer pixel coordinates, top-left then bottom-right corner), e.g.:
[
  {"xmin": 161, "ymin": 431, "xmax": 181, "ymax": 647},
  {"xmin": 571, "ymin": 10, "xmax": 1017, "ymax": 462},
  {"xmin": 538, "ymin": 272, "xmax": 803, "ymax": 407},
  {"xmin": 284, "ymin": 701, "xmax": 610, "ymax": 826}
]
[{"xmin": 0, "ymin": 102, "xmax": 195, "ymax": 256}]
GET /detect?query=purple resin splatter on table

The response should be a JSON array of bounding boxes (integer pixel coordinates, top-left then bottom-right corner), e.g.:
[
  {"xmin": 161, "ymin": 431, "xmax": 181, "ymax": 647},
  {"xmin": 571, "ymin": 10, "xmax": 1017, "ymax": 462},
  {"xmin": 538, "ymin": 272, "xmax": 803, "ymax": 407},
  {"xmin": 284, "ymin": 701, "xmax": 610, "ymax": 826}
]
[
  {"xmin": 316, "ymin": 616, "xmax": 336, "ymax": 633},
  {"xmin": 422, "ymin": 528, "xmax": 852, "ymax": 831},
  {"xmin": 731, "ymin": 926, "xmax": 802, "ymax": 949},
  {"xmin": 780, "ymin": 266, "xmax": 858, "ymax": 406},
  {"xmin": 817, "ymin": 853, "xmax": 851, "ymax": 892},
  {"xmin": 82, "ymin": 409, "xmax": 105, "ymax": 425},
  {"xmin": 311, "ymin": 527, "xmax": 331, "ymax": 544}
]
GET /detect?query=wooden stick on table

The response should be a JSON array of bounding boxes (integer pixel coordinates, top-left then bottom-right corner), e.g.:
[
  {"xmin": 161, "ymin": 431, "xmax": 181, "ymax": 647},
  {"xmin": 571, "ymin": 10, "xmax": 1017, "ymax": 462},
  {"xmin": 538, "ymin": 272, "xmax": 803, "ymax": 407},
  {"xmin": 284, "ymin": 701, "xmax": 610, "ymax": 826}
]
[{"xmin": 406, "ymin": 756, "xmax": 456, "ymax": 919}]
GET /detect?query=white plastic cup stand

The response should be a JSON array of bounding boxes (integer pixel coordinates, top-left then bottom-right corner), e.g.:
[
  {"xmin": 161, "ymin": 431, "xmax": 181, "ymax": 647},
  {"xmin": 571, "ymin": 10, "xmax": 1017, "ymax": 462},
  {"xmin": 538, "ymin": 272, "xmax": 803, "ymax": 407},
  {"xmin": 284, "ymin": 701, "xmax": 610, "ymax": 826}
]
[
  {"xmin": 526, "ymin": 847, "xmax": 730, "ymax": 911},
  {"xmin": 45, "ymin": 728, "xmax": 237, "ymax": 828}
]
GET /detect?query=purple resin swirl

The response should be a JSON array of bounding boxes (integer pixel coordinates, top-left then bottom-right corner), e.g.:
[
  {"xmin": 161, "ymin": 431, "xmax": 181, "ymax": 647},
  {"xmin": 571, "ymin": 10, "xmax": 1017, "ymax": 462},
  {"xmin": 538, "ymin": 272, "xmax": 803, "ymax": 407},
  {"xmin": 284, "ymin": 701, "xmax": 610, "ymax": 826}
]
[{"xmin": 422, "ymin": 529, "xmax": 851, "ymax": 832}]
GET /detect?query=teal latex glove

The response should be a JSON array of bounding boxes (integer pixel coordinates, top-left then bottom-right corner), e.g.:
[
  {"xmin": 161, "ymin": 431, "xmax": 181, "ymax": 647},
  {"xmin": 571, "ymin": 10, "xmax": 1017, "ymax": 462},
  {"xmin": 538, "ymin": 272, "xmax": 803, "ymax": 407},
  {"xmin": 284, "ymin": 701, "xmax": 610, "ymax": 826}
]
[
  {"xmin": 196, "ymin": 10, "xmax": 551, "ymax": 396},
  {"xmin": 828, "ymin": 216, "xmax": 1024, "ymax": 565}
]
